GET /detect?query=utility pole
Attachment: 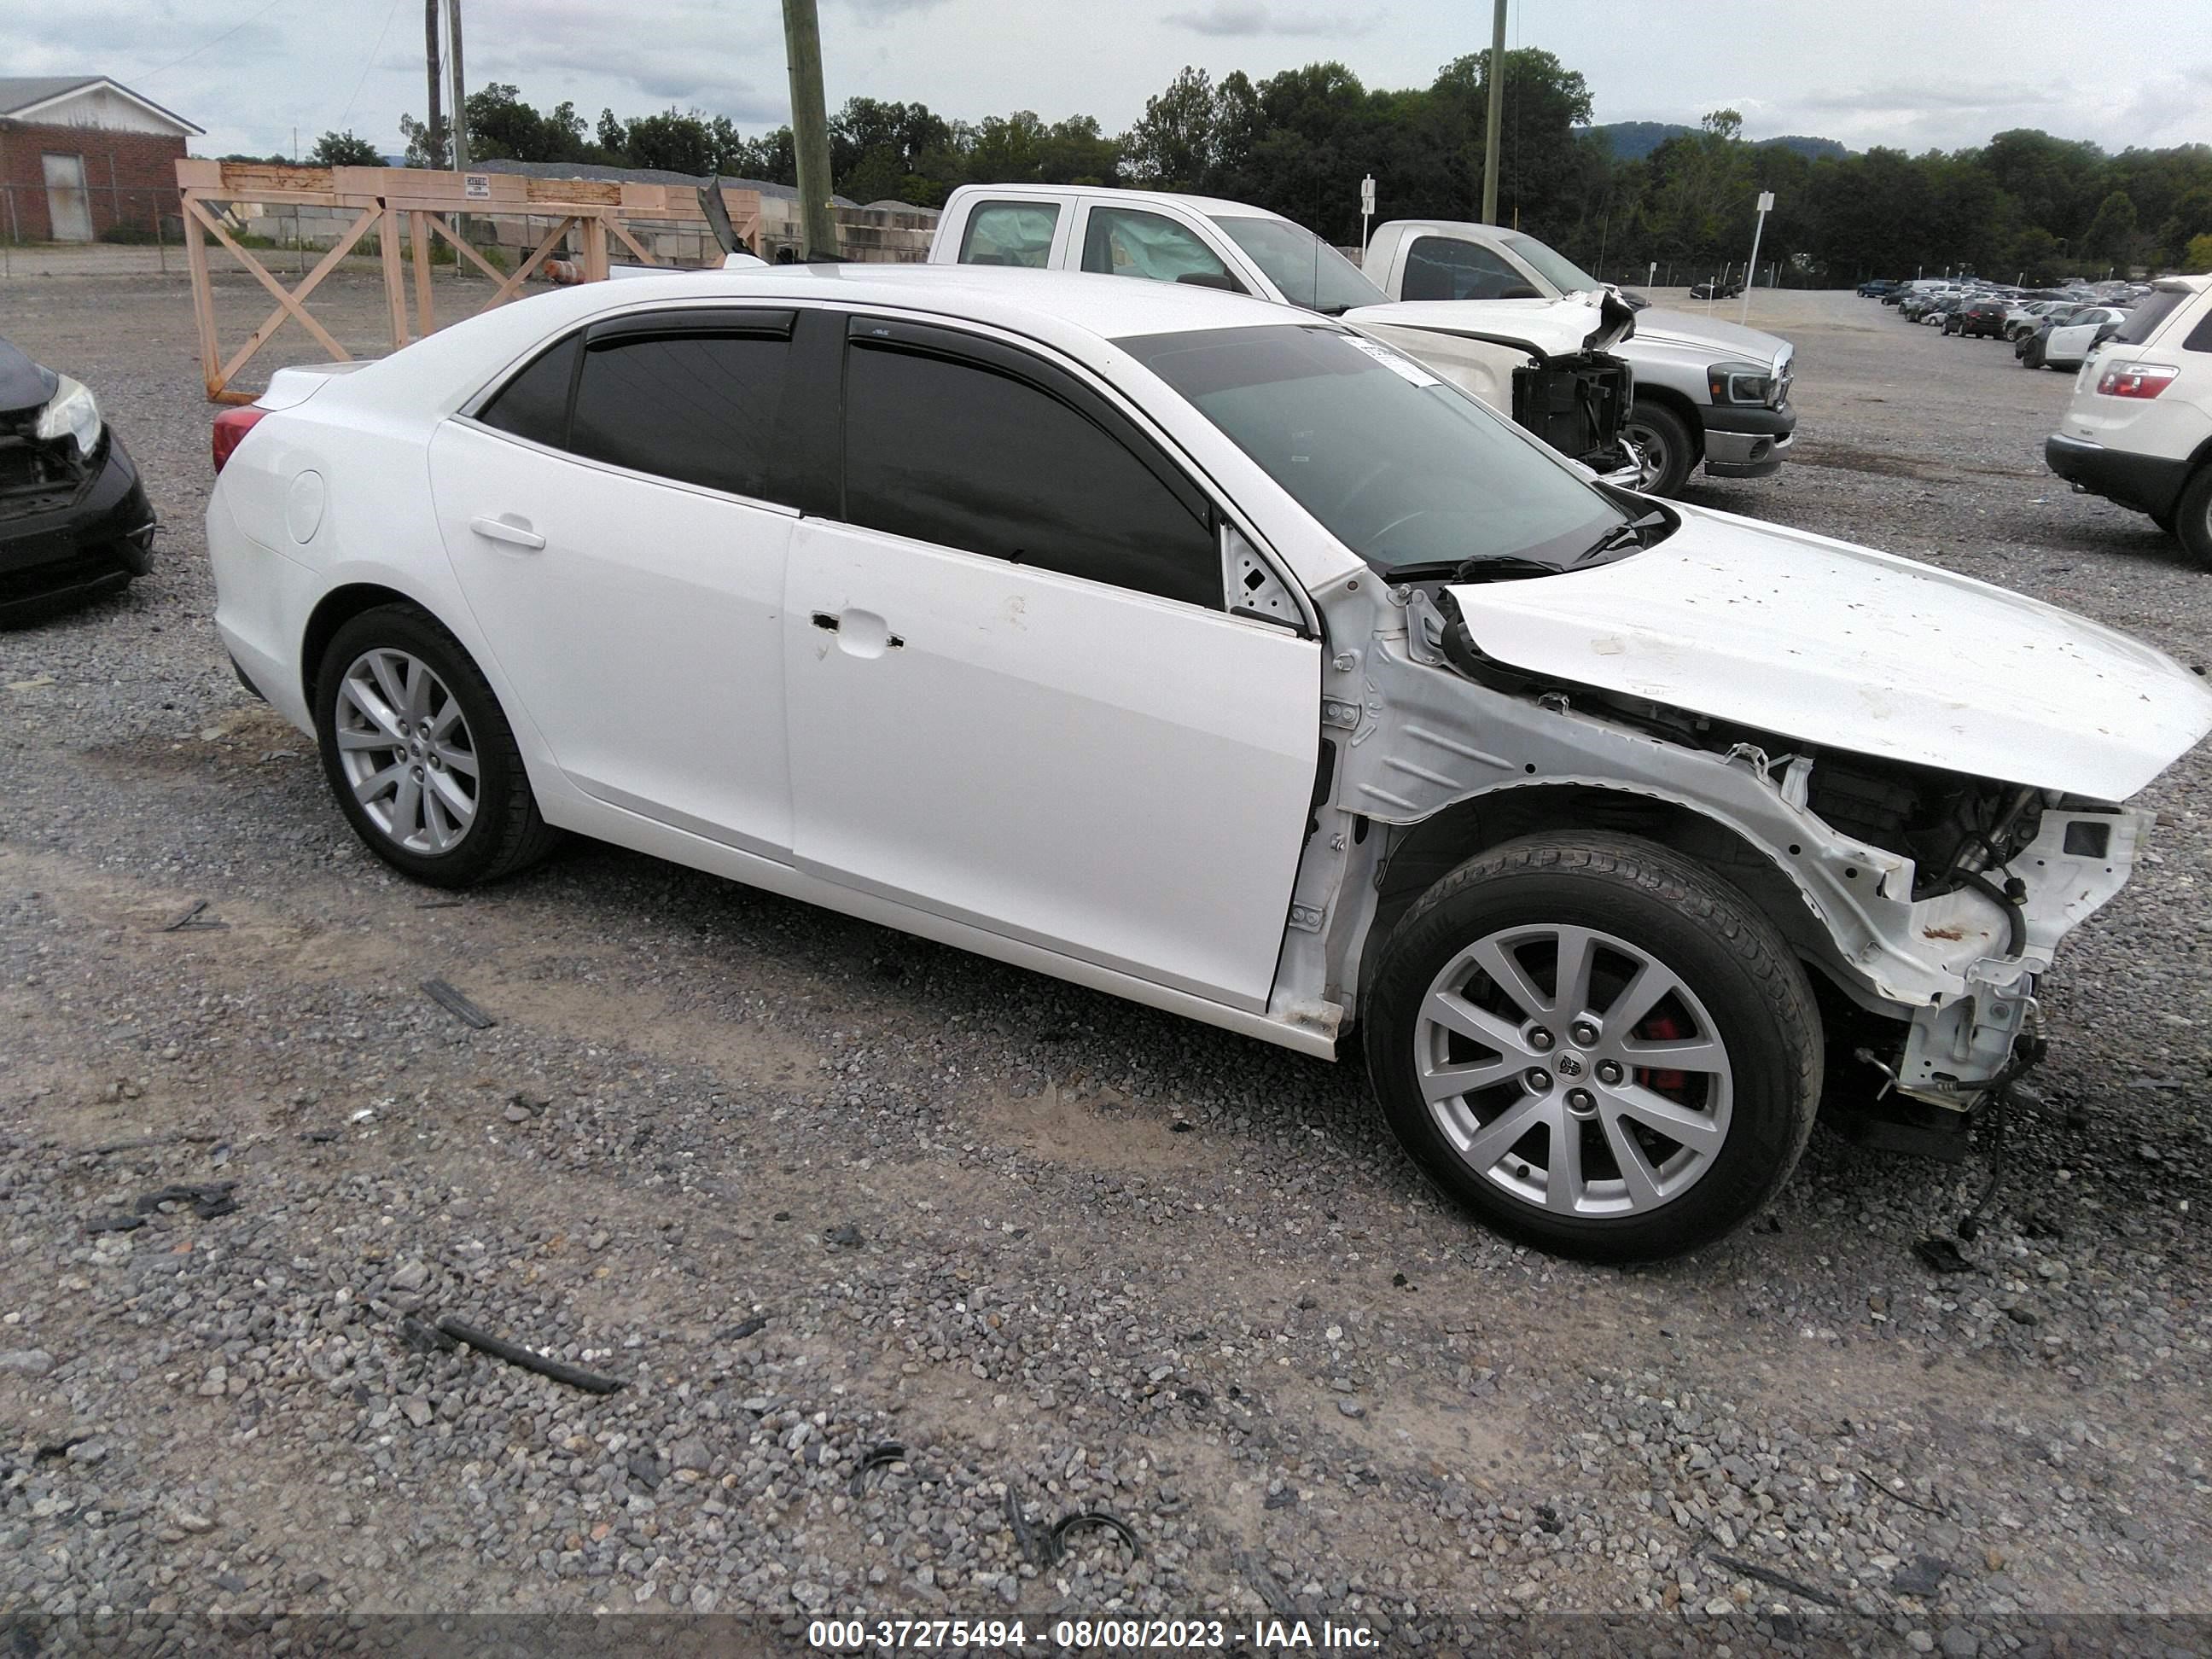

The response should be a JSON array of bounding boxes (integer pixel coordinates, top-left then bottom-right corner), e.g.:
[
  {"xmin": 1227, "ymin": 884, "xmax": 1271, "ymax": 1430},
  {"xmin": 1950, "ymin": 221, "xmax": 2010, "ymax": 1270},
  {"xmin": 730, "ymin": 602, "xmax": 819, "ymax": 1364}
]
[
  {"xmin": 423, "ymin": 0, "xmax": 443, "ymax": 166},
  {"xmin": 782, "ymin": 0, "xmax": 838, "ymax": 259},
  {"xmin": 1480, "ymin": 0, "xmax": 1507, "ymax": 224},
  {"xmin": 445, "ymin": 0, "xmax": 468, "ymax": 171}
]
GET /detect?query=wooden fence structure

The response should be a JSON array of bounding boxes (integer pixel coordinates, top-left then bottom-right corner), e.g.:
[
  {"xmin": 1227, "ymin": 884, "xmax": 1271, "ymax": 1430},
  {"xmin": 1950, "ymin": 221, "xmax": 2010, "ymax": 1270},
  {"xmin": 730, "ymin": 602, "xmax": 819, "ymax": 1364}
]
[{"xmin": 175, "ymin": 160, "xmax": 762, "ymax": 403}]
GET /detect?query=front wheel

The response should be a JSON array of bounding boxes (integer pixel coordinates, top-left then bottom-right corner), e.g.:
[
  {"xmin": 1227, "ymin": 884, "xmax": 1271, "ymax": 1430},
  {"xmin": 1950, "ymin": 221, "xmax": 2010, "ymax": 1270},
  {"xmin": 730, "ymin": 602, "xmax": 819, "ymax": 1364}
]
[
  {"xmin": 1622, "ymin": 400, "xmax": 1697, "ymax": 498},
  {"xmin": 313, "ymin": 603, "xmax": 560, "ymax": 888},
  {"xmin": 1363, "ymin": 835, "xmax": 1822, "ymax": 1261}
]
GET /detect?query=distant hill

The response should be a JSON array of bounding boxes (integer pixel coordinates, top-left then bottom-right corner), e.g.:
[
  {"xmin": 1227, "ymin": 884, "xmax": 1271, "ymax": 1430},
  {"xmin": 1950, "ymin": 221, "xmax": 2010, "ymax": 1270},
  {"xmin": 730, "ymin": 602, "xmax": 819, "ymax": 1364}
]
[{"xmin": 1582, "ymin": 122, "xmax": 1850, "ymax": 162}]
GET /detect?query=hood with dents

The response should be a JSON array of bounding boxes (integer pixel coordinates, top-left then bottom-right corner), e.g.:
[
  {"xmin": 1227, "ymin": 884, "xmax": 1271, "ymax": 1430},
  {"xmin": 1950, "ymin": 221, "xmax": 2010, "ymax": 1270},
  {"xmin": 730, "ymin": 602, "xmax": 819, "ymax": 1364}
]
[
  {"xmin": 1345, "ymin": 290, "xmax": 1633, "ymax": 359},
  {"xmin": 1625, "ymin": 306, "xmax": 1785, "ymax": 363},
  {"xmin": 0, "ymin": 337, "xmax": 58, "ymax": 418},
  {"xmin": 1443, "ymin": 504, "xmax": 2212, "ymax": 801}
]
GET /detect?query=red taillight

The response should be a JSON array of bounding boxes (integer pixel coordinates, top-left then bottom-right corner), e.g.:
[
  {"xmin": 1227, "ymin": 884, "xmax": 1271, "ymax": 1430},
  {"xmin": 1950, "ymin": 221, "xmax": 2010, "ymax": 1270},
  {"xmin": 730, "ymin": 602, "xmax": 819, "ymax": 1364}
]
[
  {"xmin": 2094, "ymin": 362, "xmax": 2178, "ymax": 399},
  {"xmin": 212, "ymin": 405, "xmax": 268, "ymax": 473}
]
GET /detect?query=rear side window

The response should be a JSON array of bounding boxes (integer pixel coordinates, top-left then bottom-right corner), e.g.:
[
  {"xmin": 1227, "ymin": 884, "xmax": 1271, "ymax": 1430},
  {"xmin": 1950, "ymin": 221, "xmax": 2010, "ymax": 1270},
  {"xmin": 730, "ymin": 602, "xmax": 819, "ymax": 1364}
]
[
  {"xmin": 1080, "ymin": 207, "xmax": 1240, "ymax": 291},
  {"xmin": 479, "ymin": 335, "xmax": 579, "ymax": 446},
  {"xmin": 2184, "ymin": 306, "xmax": 2212, "ymax": 353},
  {"xmin": 958, "ymin": 201, "xmax": 1057, "ymax": 268},
  {"xmin": 842, "ymin": 342, "xmax": 1220, "ymax": 608},
  {"xmin": 2109, "ymin": 289, "xmax": 2189, "ymax": 346},
  {"xmin": 569, "ymin": 331, "xmax": 793, "ymax": 503},
  {"xmin": 1402, "ymin": 236, "xmax": 1525, "ymax": 301}
]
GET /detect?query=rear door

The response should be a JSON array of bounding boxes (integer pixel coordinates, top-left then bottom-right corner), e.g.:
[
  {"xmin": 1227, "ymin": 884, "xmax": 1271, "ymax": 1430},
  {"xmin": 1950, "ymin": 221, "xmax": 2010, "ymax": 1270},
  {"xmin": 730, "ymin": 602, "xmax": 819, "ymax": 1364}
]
[
  {"xmin": 780, "ymin": 315, "xmax": 1318, "ymax": 1009},
  {"xmin": 1071, "ymin": 200, "xmax": 1259, "ymax": 297},
  {"xmin": 428, "ymin": 306, "xmax": 801, "ymax": 856},
  {"xmin": 944, "ymin": 195, "xmax": 1070, "ymax": 270}
]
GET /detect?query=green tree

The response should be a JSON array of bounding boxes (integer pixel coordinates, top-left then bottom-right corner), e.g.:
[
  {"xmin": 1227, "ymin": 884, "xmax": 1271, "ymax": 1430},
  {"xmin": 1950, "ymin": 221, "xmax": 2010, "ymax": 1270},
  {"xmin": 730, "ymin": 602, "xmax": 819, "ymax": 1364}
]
[
  {"xmin": 2186, "ymin": 231, "xmax": 2212, "ymax": 272},
  {"xmin": 463, "ymin": 84, "xmax": 591, "ymax": 163},
  {"xmin": 2082, "ymin": 189, "xmax": 2138, "ymax": 267},
  {"xmin": 1121, "ymin": 66, "xmax": 1218, "ymax": 189},
  {"xmin": 308, "ymin": 130, "xmax": 382, "ymax": 166},
  {"xmin": 397, "ymin": 112, "xmax": 449, "ymax": 169}
]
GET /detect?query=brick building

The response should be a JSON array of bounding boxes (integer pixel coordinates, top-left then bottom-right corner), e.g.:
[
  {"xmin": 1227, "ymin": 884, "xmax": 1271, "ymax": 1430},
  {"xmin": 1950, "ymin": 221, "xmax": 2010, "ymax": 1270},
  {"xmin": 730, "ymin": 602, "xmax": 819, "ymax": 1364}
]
[{"xmin": 0, "ymin": 77, "xmax": 202, "ymax": 243}]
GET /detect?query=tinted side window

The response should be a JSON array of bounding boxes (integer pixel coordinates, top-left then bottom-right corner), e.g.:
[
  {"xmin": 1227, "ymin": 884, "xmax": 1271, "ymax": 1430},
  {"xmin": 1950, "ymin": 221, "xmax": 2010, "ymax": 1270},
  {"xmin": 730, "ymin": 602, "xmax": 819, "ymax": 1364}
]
[
  {"xmin": 842, "ymin": 344, "xmax": 1220, "ymax": 608},
  {"xmin": 479, "ymin": 335, "xmax": 580, "ymax": 446},
  {"xmin": 1402, "ymin": 236, "xmax": 1522, "ymax": 301},
  {"xmin": 2110, "ymin": 289, "xmax": 2187, "ymax": 346},
  {"xmin": 569, "ymin": 332, "xmax": 793, "ymax": 503},
  {"xmin": 958, "ymin": 201, "xmax": 1058, "ymax": 268},
  {"xmin": 1080, "ymin": 207, "xmax": 1237, "ymax": 290},
  {"xmin": 2184, "ymin": 306, "xmax": 2212, "ymax": 353}
]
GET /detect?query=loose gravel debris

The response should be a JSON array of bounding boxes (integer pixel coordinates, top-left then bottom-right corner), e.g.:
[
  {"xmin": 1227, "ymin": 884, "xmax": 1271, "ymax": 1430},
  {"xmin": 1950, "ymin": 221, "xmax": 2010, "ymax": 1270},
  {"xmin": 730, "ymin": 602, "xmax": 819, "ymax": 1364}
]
[{"xmin": 0, "ymin": 278, "xmax": 2206, "ymax": 1641}]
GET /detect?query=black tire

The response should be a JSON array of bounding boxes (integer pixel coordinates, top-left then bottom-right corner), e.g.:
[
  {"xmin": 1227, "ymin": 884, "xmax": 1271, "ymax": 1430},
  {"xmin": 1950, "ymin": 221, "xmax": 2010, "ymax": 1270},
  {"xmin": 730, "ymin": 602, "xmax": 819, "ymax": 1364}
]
[
  {"xmin": 1622, "ymin": 399, "xmax": 1697, "ymax": 498},
  {"xmin": 312, "ymin": 603, "xmax": 560, "ymax": 888},
  {"xmin": 2176, "ymin": 466, "xmax": 2212, "ymax": 566},
  {"xmin": 1363, "ymin": 834, "xmax": 1822, "ymax": 1262}
]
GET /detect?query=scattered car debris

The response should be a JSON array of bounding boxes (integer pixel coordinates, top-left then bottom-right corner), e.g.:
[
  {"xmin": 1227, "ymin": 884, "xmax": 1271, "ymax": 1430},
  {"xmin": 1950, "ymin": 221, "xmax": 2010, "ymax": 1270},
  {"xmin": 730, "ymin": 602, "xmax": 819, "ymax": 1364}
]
[
  {"xmin": 719, "ymin": 1316, "xmax": 767, "ymax": 1342},
  {"xmin": 848, "ymin": 1441, "xmax": 907, "ymax": 1498},
  {"xmin": 1003, "ymin": 1487, "xmax": 1051, "ymax": 1567},
  {"xmin": 1890, "ymin": 1552, "xmax": 1955, "ymax": 1598},
  {"xmin": 1708, "ymin": 1551, "xmax": 1846, "ymax": 1609},
  {"xmin": 824, "ymin": 1224, "xmax": 863, "ymax": 1248},
  {"xmin": 83, "ymin": 1214, "xmax": 145, "ymax": 1234},
  {"xmin": 1235, "ymin": 1548, "xmax": 1302, "ymax": 1619},
  {"xmin": 133, "ymin": 1181, "xmax": 237, "ymax": 1220},
  {"xmin": 1049, "ymin": 1507, "xmax": 1141, "ymax": 1563},
  {"xmin": 399, "ymin": 1315, "xmax": 458, "ymax": 1355},
  {"xmin": 434, "ymin": 1316, "xmax": 625, "ymax": 1394},
  {"xmin": 421, "ymin": 978, "xmax": 497, "ymax": 1029},
  {"xmin": 1912, "ymin": 1236, "xmax": 1974, "ymax": 1274},
  {"xmin": 160, "ymin": 899, "xmax": 227, "ymax": 933}
]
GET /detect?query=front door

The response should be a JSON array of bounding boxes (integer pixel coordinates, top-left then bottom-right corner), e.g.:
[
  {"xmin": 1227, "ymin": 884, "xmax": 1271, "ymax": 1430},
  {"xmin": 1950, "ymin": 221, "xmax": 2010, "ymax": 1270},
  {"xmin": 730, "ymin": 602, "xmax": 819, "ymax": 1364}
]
[
  {"xmin": 428, "ymin": 309, "xmax": 802, "ymax": 857},
  {"xmin": 42, "ymin": 154, "xmax": 91, "ymax": 242},
  {"xmin": 782, "ymin": 318, "xmax": 1318, "ymax": 1010}
]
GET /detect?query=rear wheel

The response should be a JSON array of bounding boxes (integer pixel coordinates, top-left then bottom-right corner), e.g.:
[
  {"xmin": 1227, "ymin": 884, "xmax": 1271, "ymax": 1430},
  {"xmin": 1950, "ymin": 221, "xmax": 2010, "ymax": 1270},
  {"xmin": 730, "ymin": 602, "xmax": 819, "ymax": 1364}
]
[
  {"xmin": 1364, "ymin": 835, "xmax": 1822, "ymax": 1261},
  {"xmin": 313, "ymin": 604, "xmax": 560, "ymax": 888},
  {"xmin": 1623, "ymin": 400, "xmax": 1697, "ymax": 498},
  {"xmin": 2176, "ymin": 466, "xmax": 2212, "ymax": 566}
]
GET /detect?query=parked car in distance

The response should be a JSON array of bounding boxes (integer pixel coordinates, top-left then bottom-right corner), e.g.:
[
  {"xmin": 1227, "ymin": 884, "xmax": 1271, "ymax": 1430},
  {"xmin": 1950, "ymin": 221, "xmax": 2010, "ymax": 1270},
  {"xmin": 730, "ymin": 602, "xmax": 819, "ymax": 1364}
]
[
  {"xmin": 1356, "ymin": 218, "xmax": 1797, "ymax": 496},
  {"xmin": 206, "ymin": 264, "xmax": 2212, "ymax": 1262},
  {"xmin": 2005, "ymin": 299, "xmax": 2071, "ymax": 340},
  {"xmin": 1, "ymin": 336, "xmax": 156, "ymax": 621},
  {"xmin": 2040, "ymin": 305, "xmax": 2131, "ymax": 370},
  {"xmin": 2046, "ymin": 275, "xmax": 2212, "ymax": 560},
  {"xmin": 1946, "ymin": 298, "xmax": 2011, "ymax": 338},
  {"xmin": 923, "ymin": 185, "xmax": 1644, "ymax": 486},
  {"xmin": 1857, "ymin": 278, "xmax": 1899, "ymax": 296}
]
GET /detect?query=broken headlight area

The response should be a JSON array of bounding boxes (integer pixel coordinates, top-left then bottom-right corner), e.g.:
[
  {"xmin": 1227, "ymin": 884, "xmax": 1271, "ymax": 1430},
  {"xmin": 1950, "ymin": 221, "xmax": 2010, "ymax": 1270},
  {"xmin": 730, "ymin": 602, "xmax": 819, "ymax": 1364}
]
[{"xmin": 1511, "ymin": 352, "xmax": 1634, "ymax": 477}]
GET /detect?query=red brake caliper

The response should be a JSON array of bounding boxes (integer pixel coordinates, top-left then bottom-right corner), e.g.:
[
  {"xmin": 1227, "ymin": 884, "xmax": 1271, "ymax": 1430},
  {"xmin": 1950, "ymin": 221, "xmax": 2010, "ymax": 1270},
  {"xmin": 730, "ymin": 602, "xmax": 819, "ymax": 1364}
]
[{"xmin": 1637, "ymin": 1012, "xmax": 1688, "ymax": 1094}]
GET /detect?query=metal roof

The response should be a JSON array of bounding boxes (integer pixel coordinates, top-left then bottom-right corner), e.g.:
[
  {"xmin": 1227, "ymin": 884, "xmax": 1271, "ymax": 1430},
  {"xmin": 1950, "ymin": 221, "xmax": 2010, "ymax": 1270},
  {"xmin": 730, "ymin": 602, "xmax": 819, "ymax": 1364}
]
[{"xmin": 0, "ymin": 75, "xmax": 204, "ymax": 136}]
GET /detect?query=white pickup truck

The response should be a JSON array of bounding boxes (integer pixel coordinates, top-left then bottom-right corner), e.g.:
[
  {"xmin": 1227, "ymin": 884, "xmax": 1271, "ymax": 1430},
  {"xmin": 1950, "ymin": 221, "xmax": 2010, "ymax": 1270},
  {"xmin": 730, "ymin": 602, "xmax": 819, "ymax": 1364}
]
[
  {"xmin": 1362, "ymin": 219, "xmax": 1798, "ymax": 496},
  {"xmin": 925, "ymin": 183, "xmax": 1644, "ymax": 486}
]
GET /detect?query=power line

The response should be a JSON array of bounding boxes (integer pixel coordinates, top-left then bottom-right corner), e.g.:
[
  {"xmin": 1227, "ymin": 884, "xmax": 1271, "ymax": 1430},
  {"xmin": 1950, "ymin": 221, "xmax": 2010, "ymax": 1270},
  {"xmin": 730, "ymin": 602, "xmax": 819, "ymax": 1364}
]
[
  {"xmin": 135, "ymin": 0, "xmax": 292, "ymax": 84},
  {"xmin": 338, "ymin": 0, "xmax": 408, "ymax": 132}
]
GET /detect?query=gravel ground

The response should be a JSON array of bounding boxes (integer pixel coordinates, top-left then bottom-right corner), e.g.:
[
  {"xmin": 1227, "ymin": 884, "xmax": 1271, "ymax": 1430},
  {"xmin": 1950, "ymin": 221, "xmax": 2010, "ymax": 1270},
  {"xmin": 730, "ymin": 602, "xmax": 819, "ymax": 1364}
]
[{"xmin": 2, "ymin": 274, "xmax": 2209, "ymax": 1651}]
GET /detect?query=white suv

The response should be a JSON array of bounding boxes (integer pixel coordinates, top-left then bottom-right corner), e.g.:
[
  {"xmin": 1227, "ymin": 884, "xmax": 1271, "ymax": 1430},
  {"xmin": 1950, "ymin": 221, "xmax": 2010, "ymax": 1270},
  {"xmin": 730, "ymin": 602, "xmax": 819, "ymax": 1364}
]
[{"xmin": 2046, "ymin": 275, "xmax": 2212, "ymax": 560}]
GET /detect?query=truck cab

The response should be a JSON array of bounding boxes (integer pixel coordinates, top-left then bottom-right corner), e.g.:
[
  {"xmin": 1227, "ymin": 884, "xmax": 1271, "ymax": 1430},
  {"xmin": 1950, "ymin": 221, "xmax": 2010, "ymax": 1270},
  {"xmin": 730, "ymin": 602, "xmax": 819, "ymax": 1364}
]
[
  {"xmin": 928, "ymin": 184, "xmax": 1643, "ymax": 486},
  {"xmin": 1362, "ymin": 218, "xmax": 1798, "ymax": 496}
]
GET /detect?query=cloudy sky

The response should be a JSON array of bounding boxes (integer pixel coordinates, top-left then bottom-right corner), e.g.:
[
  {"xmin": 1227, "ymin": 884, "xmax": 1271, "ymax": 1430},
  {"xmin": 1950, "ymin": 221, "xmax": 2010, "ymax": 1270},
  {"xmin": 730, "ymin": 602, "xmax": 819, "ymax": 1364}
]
[{"xmin": 12, "ymin": 0, "xmax": 2210, "ymax": 161}]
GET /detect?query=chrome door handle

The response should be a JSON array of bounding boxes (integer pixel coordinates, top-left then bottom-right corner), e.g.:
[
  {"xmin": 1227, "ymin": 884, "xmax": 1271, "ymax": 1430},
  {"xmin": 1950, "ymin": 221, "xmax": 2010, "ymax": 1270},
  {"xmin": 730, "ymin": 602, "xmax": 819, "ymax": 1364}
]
[{"xmin": 470, "ymin": 514, "xmax": 544, "ymax": 550}]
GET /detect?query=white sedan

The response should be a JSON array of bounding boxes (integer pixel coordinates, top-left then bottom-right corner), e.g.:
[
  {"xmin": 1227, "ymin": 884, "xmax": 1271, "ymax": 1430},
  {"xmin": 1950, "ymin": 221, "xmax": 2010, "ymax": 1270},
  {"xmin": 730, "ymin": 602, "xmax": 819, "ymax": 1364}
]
[
  {"xmin": 207, "ymin": 265, "xmax": 2212, "ymax": 1260},
  {"xmin": 2042, "ymin": 305, "xmax": 2130, "ymax": 369}
]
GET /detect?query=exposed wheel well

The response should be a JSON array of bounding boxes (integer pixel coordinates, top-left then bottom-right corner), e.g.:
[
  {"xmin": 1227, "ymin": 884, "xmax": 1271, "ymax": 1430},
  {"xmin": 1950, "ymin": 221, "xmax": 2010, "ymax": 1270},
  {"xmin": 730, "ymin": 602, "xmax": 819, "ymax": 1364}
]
[
  {"xmin": 300, "ymin": 584, "xmax": 418, "ymax": 707},
  {"xmin": 1363, "ymin": 785, "xmax": 1812, "ymax": 997}
]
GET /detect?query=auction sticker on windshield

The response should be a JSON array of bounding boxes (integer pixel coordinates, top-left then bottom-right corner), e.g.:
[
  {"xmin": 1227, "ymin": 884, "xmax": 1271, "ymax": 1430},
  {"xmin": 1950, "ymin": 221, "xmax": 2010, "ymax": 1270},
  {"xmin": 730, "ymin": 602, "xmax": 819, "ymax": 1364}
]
[{"xmin": 1343, "ymin": 335, "xmax": 1438, "ymax": 387}]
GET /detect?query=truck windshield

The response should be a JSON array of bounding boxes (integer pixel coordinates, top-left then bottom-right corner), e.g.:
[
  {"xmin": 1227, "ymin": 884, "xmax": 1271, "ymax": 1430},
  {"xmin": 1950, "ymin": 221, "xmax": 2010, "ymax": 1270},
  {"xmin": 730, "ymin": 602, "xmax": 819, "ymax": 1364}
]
[
  {"xmin": 1210, "ymin": 216, "xmax": 1388, "ymax": 314},
  {"xmin": 1499, "ymin": 232, "xmax": 1604, "ymax": 297},
  {"xmin": 1120, "ymin": 323, "xmax": 1632, "ymax": 578}
]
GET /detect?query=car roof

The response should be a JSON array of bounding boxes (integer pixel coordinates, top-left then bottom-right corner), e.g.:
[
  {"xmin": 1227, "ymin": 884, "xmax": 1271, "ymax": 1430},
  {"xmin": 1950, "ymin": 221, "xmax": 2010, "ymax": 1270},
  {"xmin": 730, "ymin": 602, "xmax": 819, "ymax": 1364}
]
[
  {"xmin": 364, "ymin": 261, "xmax": 1324, "ymax": 412},
  {"xmin": 947, "ymin": 182, "xmax": 1293, "ymax": 222}
]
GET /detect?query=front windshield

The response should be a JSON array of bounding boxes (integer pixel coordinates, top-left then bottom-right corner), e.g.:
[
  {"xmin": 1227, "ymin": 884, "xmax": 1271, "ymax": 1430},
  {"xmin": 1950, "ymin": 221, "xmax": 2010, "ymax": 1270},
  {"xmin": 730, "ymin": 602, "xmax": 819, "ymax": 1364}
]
[
  {"xmin": 1210, "ymin": 216, "xmax": 1388, "ymax": 314},
  {"xmin": 1499, "ymin": 232, "xmax": 1603, "ymax": 297},
  {"xmin": 1120, "ymin": 323, "xmax": 1628, "ymax": 576}
]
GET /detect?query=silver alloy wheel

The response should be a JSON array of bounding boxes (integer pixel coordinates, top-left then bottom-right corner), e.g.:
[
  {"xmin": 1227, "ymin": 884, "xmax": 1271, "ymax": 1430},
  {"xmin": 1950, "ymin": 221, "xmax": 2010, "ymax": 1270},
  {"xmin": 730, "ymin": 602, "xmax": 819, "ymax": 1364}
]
[
  {"xmin": 1622, "ymin": 417, "xmax": 1672, "ymax": 492},
  {"xmin": 333, "ymin": 648, "xmax": 480, "ymax": 855},
  {"xmin": 1414, "ymin": 923, "xmax": 1733, "ymax": 1218}
]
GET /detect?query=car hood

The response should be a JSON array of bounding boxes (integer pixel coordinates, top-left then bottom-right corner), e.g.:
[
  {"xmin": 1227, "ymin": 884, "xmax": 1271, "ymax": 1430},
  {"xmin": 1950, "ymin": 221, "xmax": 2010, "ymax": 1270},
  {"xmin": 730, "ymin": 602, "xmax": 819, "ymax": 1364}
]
[
  {"xmin": 1443, "ymin": 504, "xmax": 2212, "ymax": 800},
  {"xmin": 1623, "ymin": 306, "xmax": 1787, "ymax": 364},
  {"xmin": 0, "ymin": 338, "xmax": 58, "ymax": 417},
  {"xmin": 1344, "ymin": 291, "xmax": 1633, "ymax": 359}
]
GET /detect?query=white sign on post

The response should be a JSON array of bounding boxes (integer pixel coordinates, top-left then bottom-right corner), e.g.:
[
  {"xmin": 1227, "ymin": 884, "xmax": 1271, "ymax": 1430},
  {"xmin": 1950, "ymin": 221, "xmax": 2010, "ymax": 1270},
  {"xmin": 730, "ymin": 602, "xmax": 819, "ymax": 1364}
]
[
  {"xmin": 1359, "ymin": 173, "xmax": 1377, "ymax": 259},
  {"xmin": 1743, "ymin": 191, "xmax": 1777, "ymax": 323}
]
